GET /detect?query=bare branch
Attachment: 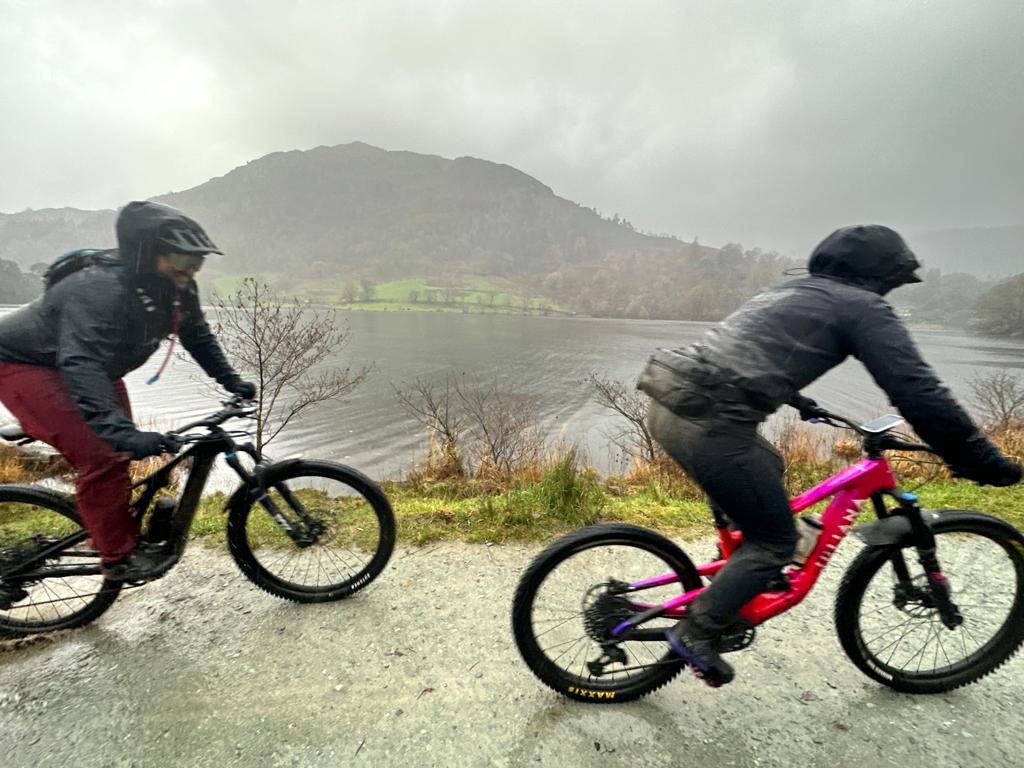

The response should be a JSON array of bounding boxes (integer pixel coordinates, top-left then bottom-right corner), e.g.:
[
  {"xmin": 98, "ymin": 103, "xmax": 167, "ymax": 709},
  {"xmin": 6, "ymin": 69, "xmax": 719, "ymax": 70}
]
[
  {"xmin": 211, "ymin": 277, "xmax": 367, "ymax": 451},
  {"xmin": 970, "ymin": 371, "xmax": 1024, "ymax": 431},
  {"xmin": 589, "ymin": 374, "xmax": 657, "ymax": 462}
]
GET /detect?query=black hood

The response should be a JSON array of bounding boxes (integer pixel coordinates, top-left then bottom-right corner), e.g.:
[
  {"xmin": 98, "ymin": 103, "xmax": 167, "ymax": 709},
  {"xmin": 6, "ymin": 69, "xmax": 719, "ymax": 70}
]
[
  {"xmin": 115, "ymin": 201, "xmax": 221, "ymax": 274},
  {"xmin": 807, "ymin": 225, "xmax": 922, "ymax": 295}
]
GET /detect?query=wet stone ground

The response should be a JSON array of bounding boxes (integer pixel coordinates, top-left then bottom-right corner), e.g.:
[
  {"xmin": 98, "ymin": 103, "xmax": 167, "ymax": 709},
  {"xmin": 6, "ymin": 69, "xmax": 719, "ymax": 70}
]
[{"xmin": 1, "ymin": 540, "xmax": 1022, "ymax": 768}]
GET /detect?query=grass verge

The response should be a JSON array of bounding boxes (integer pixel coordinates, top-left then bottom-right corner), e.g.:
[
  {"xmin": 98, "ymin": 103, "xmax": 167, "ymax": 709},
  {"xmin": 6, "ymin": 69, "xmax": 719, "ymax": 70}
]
[{"xmin": 3, "ymin": 426, "xmax": 1023, "ymax": 548}]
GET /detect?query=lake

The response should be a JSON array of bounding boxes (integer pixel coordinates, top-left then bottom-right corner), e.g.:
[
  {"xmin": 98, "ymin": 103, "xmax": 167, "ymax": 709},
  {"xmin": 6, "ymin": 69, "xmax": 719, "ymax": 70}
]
[{"xmin": 2, "ymin": 307, "xmax": 1023, "ymax": 483}]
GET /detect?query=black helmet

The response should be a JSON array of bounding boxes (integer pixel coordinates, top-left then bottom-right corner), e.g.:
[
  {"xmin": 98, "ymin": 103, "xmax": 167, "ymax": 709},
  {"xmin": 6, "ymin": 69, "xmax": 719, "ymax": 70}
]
[
  {"xmin": 116, "ymin": 201, "xmax": 222, "ymax": 274},
  {"xmin": 808, "ymin": 225, "xmax": 922, "ymax": 295},
  {"xmin": 155, "ymin": 220, "xmax": 222, "ymax": 256}
]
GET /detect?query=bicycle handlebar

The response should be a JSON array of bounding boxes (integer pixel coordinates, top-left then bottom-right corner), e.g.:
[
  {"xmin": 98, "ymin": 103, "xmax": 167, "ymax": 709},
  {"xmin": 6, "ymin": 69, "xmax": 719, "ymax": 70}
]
[
  {"xmin": 167, "ymin": 395, "xmax": 257, "ymax": 440},
  {"xmin": 792, "ymin": 397, "xmax": 936, "ymax": 455}
]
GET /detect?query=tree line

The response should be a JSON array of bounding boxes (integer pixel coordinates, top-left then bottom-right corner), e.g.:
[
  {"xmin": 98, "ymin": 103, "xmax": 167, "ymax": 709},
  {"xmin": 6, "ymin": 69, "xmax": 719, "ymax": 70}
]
[
  {"xmin": 1, "ymin": 251, "xmax": 1022, "ymax": 336},
  {"xmin": 0, "ymin": 259, "xmax": 43, "ymax": 304}
]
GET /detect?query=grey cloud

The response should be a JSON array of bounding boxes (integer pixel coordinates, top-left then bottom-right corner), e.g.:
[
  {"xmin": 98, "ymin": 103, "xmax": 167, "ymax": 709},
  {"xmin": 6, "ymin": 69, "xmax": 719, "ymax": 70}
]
[{"xmin": 2, "ymin": 0, "xmax": 1022, "ymax": 257}]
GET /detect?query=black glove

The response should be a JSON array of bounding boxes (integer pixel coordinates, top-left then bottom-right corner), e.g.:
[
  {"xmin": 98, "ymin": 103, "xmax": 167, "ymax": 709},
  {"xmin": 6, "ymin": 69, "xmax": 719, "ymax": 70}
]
[
  {"xmin": 951, "ymin": 456, "xmax": 1022, "ymax": 487},
  {"xmin": 160, "ymin": 433, "xmax": 184, "ymax": 455},
  {"xmin": 979, "ymin": 457, "xmax": 1022, "ymax": 487},
  {"xmin": 945, "ymin": 431, "xmax": 1022, "ymax": 487},
  {"xmin": 790, "ymin": 394, "xmax": 826, "ymax": 421},
  {"xmin": 128, "ymin": 431, "xmax": 184, "ymax": 459},
  {"xmin": 224, "ymin": 377, "xmax": 257, "ymax": 400}
]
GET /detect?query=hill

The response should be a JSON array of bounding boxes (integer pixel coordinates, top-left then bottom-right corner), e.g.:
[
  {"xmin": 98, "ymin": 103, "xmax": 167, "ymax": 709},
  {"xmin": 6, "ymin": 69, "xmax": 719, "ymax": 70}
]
[
  {"xmin": 0, "ymin": 207, "xmax": 115, "ymax": 270},
  {"xmin": 1, "ymin": 143, "xmax": 792, "ymax": 319},
  {"xmin": 151, "ymin": 142, "xmax": 695, "ymax": 279}
]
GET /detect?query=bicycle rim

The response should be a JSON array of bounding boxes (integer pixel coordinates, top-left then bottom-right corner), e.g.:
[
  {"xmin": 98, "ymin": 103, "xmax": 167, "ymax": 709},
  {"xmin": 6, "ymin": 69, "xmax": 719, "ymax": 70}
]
[
  {"xmin": 0, "ymin": 488, "xmax": 121, "ymax": 635},
  {"xmin": 843, "ymin": 521, "xmax": 1024, "ymax": 689},
  {"xmin": 514, "ymin": 526, "xmax": 698, "ymax": 701},
  {"xmin": 228, "ymin": 462, "xmax": 395, "ymax": 601}
]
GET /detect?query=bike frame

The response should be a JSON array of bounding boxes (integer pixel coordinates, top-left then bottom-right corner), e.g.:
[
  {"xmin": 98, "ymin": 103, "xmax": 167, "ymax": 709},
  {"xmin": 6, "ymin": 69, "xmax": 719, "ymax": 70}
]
[
  {"xmin": 612, "ymin": 455, "xmax": 901, "ymax": 636},
  {"xmin": 4, "ymin": 434, "xmax": 254, "ymax": 581},
  {"xmin": 2, "ymin": 401, "xmax": 315, "ymax": 583}
]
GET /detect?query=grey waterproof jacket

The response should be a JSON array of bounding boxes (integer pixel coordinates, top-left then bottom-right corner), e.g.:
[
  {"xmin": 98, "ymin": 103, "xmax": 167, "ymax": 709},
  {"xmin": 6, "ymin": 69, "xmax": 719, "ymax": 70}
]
[
  {"xmin": 638, "ymin": 225, "xmax": 1009, "ymax": 482},
  {"xmin": 0, "ymin": 204, "xmax": 240, "ymax": 456}
]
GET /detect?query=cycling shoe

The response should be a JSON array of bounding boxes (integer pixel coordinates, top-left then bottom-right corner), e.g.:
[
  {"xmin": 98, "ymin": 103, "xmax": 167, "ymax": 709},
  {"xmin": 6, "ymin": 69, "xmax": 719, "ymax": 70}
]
[
  {"xmin": 666, "ymin": 618, "xmax": 735, "ymax": 688},
  {"xmin": 102, "ymin": 542, "xmax": 177, "ymax": 583},
  {"xmin": 0, "ymin": 583, "xmax": 29, "ymax": 610}
]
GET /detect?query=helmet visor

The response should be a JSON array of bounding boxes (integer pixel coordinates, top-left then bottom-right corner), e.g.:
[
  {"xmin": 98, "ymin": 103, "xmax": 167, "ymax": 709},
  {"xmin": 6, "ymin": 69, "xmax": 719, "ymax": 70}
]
[
  {"xmin": 903, "ymin": 255, "xmax": 923, "ymax": 284},
  {"xmin": 163, "ymin": 252, "xmax": 205, "ymax": 273}
]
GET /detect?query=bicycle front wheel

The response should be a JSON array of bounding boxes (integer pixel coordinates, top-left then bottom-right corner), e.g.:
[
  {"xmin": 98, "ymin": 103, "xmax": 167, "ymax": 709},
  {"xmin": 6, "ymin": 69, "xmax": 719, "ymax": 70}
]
[
  {"xmin": 0, "ymin": 485, "xmax": 122, "ymax": 636},
  {"xmin": 512, "ymin": 524, "xmax": 701, "ymax": 703},
  {"xmin": 227, "ymin": 461, "xmax": 396, "ymax": 603},
  {"xmin": 835, "ymin": 512, "xmax": 1024, "ymax": 693}
]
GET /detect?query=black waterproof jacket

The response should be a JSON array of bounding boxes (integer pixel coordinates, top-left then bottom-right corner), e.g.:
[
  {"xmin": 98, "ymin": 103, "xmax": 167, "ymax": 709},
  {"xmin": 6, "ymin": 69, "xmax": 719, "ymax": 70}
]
[
  {"xmin": 638, "ymin": 225, "xmax": 1007, "ymax": 481},
  {"xmin": 0, "ymin": 205, "xmax": 240, "ymax": 457}
]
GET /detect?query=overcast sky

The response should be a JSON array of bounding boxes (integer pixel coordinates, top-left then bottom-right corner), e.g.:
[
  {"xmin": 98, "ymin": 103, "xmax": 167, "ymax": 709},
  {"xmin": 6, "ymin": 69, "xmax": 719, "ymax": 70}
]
[{"xmin": 2, "ymin": 0, "xmax": 1022, "ymax": 255}]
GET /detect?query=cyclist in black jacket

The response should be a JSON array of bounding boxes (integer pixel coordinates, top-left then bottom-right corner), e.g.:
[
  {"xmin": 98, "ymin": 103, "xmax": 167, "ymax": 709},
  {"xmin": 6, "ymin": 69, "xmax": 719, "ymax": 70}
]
[
  {"xmin": 0, "ymin": 201, "xmax": 255, "ymax": 581},
  {"xmin": 638, "ymin": 224, "xmax": 1022, "ymax": 687}
]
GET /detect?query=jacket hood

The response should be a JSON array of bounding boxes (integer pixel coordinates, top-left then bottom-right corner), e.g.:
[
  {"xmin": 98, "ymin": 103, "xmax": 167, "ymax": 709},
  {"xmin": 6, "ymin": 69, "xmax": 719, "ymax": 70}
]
[
  {"xmin": 115, "ymin": 201, "xmax": 221, "ymax": 274},
  {"xmin": 807, "ymin": 225, "xmax": 922, "ymax": 295}
]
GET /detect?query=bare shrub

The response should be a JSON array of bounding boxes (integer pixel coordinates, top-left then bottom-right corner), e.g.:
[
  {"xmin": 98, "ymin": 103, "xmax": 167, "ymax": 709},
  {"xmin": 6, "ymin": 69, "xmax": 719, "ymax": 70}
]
[
  {"xmin": 394, "ymin": 376, "xmax": 465, "ymax": 480},
  {"xmin": 455, "ymin": 376, "xmax": 543, "ymax": 477},
  {"xmin": 589, "ymin": 374, "xmax": 657, "ymax": 463},
  {"xmin": 970, "ymin": 371, "xmax": 1024, "ymax": 431},
  {"xmin": 211, "ymin": 278, "xmax": 368, "ymax": 452},
  {"xmin": 622, "ymin": 451, "xmax": 699, "ymax": 498},
  {"xmin": 395, "ymin": 374, "xmax": 544, "ymax": 480},
  {"xmin": 992, "ymin": 422, "xmax": 1024, "ymax": 464}
]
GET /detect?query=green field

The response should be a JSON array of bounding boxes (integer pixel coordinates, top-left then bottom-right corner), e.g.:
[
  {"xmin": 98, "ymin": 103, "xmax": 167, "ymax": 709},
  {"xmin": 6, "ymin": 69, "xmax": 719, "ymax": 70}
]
[{"xmin": 206, "ymin": 274, "xmax": 568, "ymax": 315}]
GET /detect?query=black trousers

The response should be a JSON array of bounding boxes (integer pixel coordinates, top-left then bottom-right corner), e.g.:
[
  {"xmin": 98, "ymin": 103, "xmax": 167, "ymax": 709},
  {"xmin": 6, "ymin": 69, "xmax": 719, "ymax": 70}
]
[{"xmin": 647, "ymin": 402, "xmax": 798, "ymax": 634}]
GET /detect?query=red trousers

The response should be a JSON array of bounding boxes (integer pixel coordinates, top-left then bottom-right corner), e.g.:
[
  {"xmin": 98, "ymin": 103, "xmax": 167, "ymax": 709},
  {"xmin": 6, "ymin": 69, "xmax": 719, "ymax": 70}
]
[{"xmin": 0, "ymin": 362, "xmax": 137, "ymax": 563}]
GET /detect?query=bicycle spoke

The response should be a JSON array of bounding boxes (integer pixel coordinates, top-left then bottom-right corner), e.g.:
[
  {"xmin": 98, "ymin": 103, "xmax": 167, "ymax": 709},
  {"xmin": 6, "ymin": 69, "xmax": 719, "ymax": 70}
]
[
  {"xmin": 853, "ymin": 526, "xmax": 1021, "ymax": 682},
  {"xmin": 520, "ymin": 538, "xmax": 689, "ymax": 694},
  {"xmin": 240, "ymin": 473, "xmax": 388, "ymax": 595}
]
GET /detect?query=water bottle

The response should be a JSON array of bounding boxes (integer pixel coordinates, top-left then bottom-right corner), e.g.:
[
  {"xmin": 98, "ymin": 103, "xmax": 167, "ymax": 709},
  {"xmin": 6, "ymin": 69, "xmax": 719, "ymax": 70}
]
[
  {"xmin": 146, "ymin": 497, "xmax": 176, "ymax": 545},
  {"xmin": 792, "ymin": 514, "xmax": 824, "ymax": 566}
]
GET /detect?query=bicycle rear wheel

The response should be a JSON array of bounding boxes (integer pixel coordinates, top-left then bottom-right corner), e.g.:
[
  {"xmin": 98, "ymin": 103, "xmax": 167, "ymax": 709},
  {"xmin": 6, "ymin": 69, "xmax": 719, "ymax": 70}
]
[
  {"xmin": 0, "ymin": 486, "xmax": 121, "ymax": 636},
  {"xmin": 227, "ymin": 461, "xmax": 395, "ymax": 602},
  {"xmin": 835, "ymin": 512, "xmax": 1024, "ymax": 693},
  {"xmin": 512, "ymin": 524, "xmax": 701, "ymax": 703}
]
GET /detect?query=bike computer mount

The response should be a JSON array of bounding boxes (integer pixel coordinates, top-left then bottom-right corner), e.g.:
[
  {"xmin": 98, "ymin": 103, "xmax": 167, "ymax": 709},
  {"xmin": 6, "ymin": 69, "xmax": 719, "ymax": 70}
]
[{"xmin": 859, "ymin": 414, "xmax": 905, "ymax": 434}]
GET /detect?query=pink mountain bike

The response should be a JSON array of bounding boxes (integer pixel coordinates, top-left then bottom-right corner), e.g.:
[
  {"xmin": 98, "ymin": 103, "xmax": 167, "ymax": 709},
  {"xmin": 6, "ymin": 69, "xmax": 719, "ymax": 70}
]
[{"xmin": 512, "ymin": 406, "xmax": 1024, "ymax": 702}]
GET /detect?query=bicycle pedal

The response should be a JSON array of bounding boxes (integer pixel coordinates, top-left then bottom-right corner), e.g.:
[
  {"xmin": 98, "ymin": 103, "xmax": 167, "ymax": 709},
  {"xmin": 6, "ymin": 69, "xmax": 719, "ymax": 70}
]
[{"xmin": 716, "ymin": 620, "xmax": 756, "ymax": 653}]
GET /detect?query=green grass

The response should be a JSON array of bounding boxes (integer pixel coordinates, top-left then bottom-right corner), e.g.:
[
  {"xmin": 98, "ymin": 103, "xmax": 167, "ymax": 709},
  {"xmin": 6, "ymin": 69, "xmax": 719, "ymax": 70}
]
[
  {"xmin": 376, "ymin": 478, "xmax": 1024, "ymax": 546},
  {"xmin": 5, "ymin": 417, "xmax": 1024, "ymax": 553},
  {"xmin": 2, "ymin": 475, "xmax": 1022, "ymax": 553}
]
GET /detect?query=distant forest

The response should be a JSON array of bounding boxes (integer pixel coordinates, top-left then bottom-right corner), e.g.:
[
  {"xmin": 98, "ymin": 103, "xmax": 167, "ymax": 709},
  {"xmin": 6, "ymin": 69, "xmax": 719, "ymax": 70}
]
[
  {"xmin": 0, "ymin": 259, "xmax": 43, "ymax": 305},
  {"xmin": 3, "ymin": 252, "xmax": 1022, "ymax": 337}
]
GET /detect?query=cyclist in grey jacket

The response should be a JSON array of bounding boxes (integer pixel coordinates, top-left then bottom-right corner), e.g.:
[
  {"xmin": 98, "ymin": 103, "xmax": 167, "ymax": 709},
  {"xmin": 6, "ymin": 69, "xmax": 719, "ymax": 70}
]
[{"xmin": 638, "ymin": 224, "xmax": 1022, "ymax": 687}]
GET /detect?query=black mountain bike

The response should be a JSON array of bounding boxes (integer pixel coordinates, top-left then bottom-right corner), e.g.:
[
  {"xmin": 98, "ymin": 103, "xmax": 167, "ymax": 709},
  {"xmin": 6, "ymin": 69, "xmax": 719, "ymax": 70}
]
[{"xmin": 0, "ymin": 396, "xmax": 396, "ymax": 636}]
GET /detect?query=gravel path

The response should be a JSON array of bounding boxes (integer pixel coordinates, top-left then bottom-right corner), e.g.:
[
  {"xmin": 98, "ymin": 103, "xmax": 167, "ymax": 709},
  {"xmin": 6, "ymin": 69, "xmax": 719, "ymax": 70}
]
[{"xmin": 1, "ymin": 538, "xmax": 1022, "ymax": 768}]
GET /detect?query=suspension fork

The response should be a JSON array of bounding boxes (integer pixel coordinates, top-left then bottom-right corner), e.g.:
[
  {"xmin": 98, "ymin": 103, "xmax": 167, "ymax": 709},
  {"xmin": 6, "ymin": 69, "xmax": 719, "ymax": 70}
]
[
  {"xmin": 871, "ymin": 493, "xmax": 913, "ymax": 584},
  {"xmin": 889, "ymin": 491, "xmax": 963, "ymax": 629},
  {"xmin": 225, "ymin": 453, "xmax": 319, "ymax": 547}
]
